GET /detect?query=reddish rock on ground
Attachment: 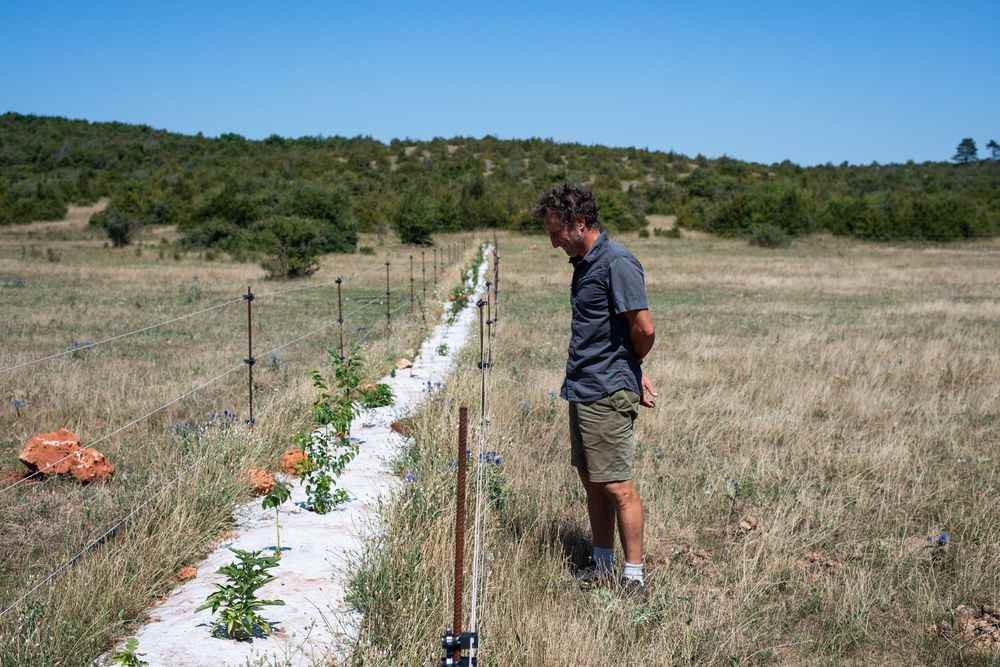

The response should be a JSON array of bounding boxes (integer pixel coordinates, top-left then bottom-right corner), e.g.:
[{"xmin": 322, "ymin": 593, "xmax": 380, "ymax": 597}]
[
  {"xmin": 395, "ymin": 358, "xmax": 413, "ymax": 370},
  {"xmin": 280, "ymin": 448, "xmax": 311, "ymax": 476},
  {"xmin": 18, "ymin": 428, "xmax": 114, "ymax": 483},
  {"xmin": 176, "ymin": 565, "xmax": 197, "ymax": 581},
  {"xmin": 390, "ymin": 418, "xmax": 414, "ymax": 438},
  {"xmin": 248, "ymin": 467, "xmax": 276, "ymax": 496}
]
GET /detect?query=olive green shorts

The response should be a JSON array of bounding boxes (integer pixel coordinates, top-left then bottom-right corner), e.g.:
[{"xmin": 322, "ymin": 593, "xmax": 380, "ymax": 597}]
[{"xmin": 568, "ymin": 389, "xmax": 640, "ymax": 483}]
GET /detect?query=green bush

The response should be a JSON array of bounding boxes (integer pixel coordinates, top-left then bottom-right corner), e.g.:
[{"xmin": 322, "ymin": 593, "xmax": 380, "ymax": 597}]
[
  {"xmin": 748, "ymin": 223, "xmax": 791, "ymax": 248},
  {"xmin": 280, "ymin": 184, "xmax": 358, "ymax": 252},
  {"xmin": 394, "ymin": 190, "xmax": 434, "ymax": 245},
  {"xmin": 256, "ymin": 215, "xmax": 325, "ymax": 279},
  {"xmin": 91, "ymin": 206, "xmax": 142, "ymax": 247}
]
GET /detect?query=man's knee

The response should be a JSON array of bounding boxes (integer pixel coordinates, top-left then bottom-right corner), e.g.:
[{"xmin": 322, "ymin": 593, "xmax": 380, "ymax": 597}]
[{"xmin": 600, "ymin": 480, "xmax": 640, "ymax": 508}]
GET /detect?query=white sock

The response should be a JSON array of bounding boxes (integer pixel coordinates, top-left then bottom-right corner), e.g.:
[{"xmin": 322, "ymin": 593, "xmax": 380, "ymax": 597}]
[
  {"xmin": 622, "ymin": 561, "xmax": 644, "ymax": 583},
  {"xmin": 592, "ymin": 546, "xmax": 614, "ymax": 572}
]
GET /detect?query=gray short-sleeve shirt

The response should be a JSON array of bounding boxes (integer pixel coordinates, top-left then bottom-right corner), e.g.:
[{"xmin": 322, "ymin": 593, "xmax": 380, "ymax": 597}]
[{"xmin": 561, "ymin": 231, "xmax": 648, "ymax": 402}]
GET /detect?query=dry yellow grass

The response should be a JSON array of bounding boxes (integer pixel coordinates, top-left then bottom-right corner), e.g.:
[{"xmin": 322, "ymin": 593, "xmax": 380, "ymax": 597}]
[{"xmin": 347, "ymin": 231, "xmax": 1000, "ymax": 665}]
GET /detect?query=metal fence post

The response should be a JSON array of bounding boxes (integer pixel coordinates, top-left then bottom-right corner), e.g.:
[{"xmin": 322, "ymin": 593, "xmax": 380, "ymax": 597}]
[
  {"xmin": 243, "ymin": 286, "xmax": 256, "ymax": 426},
  {"xmin": 336, "ymin": 276, "xmax": 345, "ymax": 360},
  {"xmin": 385, "ymin": 261, "xmax": 391, "ymax": 334}
]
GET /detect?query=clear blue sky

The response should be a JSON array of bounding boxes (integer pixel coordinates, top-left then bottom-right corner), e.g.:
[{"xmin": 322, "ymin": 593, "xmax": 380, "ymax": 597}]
[{"xmin": 2, "ymin": 1, "xmax": 997, "ymax": 165}]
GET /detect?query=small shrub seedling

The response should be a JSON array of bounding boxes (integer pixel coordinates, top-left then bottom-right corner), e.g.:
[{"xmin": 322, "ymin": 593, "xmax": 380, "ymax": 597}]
[
  {"xmin": 297, "ymin": 348, "xmax": 364, "ymax": 513},
  {"xmin": 197, "ymin": 548, "xmax": 285, "ymax": 641},
  {"xmin": 359, "ymin": 382, "xmax": 394, "ymax": 408},
  {"xmin": 109, "ymin": 639, "xmax": 147, "ymax": 666},
  {"xmin": 436, "ymin": 343, "xmax": 448, "ymax": 357},
  {"xmin": 261, "ymin": 480, "xmax": 292, "ymax": 558}
]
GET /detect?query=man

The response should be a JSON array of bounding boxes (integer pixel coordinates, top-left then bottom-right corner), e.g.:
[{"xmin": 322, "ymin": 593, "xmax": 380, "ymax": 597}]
[{"xmin": 533, "ymin": 183, "xmax": 656, "ymax": 595}]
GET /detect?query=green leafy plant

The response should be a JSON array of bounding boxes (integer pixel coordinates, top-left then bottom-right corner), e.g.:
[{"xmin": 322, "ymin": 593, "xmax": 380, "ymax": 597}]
[
  {"xmin": 297, "ymin": 348, "xmax": 364, "ymax": 513},
  {"xmin": 109, "ymin": 639, "xmax": 147, "ymax": 666},
  {"xmin": 261, "ymin": 480, "xmax": 292, "ymax": 558},
  {"xmin": 196, "ymin": 548, "xmax": 285, "ymax": 641},
  {"xmin": 436, "ymin": 343, "xmax": 449, "ymax": 356},
  {"xmin": 359, "ymin": 382, "xmax": 394, "ymax": 408}
]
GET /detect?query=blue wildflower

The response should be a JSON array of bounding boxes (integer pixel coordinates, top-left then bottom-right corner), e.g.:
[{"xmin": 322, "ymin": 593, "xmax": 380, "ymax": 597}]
[
  {"xmin": 403, "ymin": 471, "xmax": 417, "ymax": 483},
  {"xmin": 10, "ymin": 398, "xmax": 26, "ymax": 414}
]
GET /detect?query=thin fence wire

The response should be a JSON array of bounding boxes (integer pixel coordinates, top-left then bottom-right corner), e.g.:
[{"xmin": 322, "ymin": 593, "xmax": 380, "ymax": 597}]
[
  {"xmin": 0, "ymin": 296, "xmax": 244, "ymax": 375},
  {"xmin": 0, "ymin": 261, "xmax": 418, "ymax": 375},
  {"xmin": 0, "ymin": 459, "xmax": 198, "ymax": 621},
  {"xmin": 0, "ymin": 364, "xmax": 245, "ymax": 494}
]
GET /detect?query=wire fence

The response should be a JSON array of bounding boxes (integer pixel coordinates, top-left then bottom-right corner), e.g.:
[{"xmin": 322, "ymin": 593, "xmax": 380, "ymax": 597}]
[{"xmin": 0, "ymin": 238, "xmax": 488, "ymax": 641}]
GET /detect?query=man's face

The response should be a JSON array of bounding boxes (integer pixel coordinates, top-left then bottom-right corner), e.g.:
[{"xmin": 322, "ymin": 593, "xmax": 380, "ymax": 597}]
[{"xmin": 543, "ymin": 212, "xmax": 584, "ymax": 256}]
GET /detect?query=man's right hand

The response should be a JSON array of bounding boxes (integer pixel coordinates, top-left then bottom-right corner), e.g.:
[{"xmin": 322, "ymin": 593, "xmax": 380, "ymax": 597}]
[{"xmin": 640, "ymin": 372, "xmax": 658, "ymax": 408}]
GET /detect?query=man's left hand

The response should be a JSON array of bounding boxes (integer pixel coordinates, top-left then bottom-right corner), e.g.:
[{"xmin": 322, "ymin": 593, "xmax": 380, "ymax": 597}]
[{"xmin": 640, "ymin": 372, "xmax": 658, "ymax": 408}]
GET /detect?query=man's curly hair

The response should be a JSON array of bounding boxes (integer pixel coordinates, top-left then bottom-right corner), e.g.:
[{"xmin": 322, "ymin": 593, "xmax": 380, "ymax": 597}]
[{"xmin": 532, "ymin": 183, "xmax": 601, "ymax": 229}]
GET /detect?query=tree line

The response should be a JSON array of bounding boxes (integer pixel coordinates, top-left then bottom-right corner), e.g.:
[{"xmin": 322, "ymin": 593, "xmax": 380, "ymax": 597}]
[{"xmin": 1, "ymin": 113, "xmax": 997, "ymax": 258}]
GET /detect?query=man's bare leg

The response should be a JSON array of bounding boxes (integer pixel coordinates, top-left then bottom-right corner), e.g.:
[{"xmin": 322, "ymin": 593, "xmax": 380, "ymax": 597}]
[
  {"xmin": 577, "ymin": 468, "xmax": 615, "ymax": 549},
  {"xmin": 601, "ymin": 479, "xmax": 644, "ymax": 565}
]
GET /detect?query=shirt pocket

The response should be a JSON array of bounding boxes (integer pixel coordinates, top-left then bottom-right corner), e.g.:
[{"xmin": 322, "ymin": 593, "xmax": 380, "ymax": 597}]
[{"xmin": 573, "ymin": 277, "xmax": 609, "ymax": 319}]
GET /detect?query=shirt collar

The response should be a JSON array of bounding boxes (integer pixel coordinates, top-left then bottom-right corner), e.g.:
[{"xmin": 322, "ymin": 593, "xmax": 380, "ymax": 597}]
[{"xmin": 569, "ymin": 230, "xmax": 608, "ymax": 266}]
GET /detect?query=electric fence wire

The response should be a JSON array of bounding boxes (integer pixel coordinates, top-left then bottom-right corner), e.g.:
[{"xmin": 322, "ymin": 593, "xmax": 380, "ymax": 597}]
[
  {"xmin": 0, "ymin": 296, "xmax": 245, "ymax": 375},
  {"xmin": 0, "ymin": 292, "xmax": 422, "ymax": 621},
  {"xmin": 0, "ymin": 294, "xmax": 395, "ymax": 496},
  {"xmin": 0, "ymin": 461, "xmax": 195, "ymax": 622},
  {"xmin": 0, "ymin": 269, "xmax": 386, "ymax": 376},
  {"xmin": 467, "ymin": 243, "xmax": 500, "ymax": 639}
]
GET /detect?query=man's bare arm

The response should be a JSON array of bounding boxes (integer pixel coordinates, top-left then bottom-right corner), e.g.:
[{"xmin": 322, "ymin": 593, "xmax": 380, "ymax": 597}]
[
  {"xmin": 624, "ymin": 309, "xmax": 657, "ymax": 407},
  {"xmin": 623, "ymin": 309, "xmax": 655, "ymax": 361}
]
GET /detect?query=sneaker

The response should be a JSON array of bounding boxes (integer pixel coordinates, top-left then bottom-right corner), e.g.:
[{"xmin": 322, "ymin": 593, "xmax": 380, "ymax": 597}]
[
  {"xmin": 618, "ymin": 576, "xmax": 647, "ymax": 600},
  {"xmin": 575, "ymin": 565, "xmax": 614, "ymax": 590}
]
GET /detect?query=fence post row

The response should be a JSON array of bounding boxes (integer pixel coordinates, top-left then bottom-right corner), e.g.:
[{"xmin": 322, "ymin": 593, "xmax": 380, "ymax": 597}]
[
  {"xmin": 421, "ymin": 250, "xmax": 427, "ymax": 323},
  {"xmin": 243, "ymin": 286, "xmax": 256, "ymax": 427},
  {"xmin": 410, "ymin": 254, "xmax": 415, "ymax": 314}
]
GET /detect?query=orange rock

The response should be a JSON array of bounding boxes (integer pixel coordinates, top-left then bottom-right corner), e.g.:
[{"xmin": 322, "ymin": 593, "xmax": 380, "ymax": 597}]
[
  {"xmin": 359, "ymin": 382, "xmax": 377, "ymax": 392},
  {"xmin": 280, "ymin": 448, "xmax": 311, "ymax": 476},
  {"xmin": 176, "ymin": 565, "xmax": 197, "ymax": 581},
  {"xmin": 18, "ymin": 428, "xmax": 114, "ymax": 482},
  {"xmin": 390, "ymin": 418, "xmax": 414, "ymax": 437},
  {"xmin": 248, "ymin": 467, "xmax": 276, "ymax": 496},
  {"xmin": 395, "ymin": 358, "xmax": 413, "ymax": 370}
]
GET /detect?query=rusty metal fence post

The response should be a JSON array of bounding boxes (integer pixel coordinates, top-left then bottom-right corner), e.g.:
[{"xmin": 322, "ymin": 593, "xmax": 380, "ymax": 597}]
[
  {"xmin": 452, "ymin": 405, "xmax": 469, "ymax": 663},
  {"xmin": 243, "ymin": 286, "xmax": 256, "ymax": 426},
  {"xmin": 384, "ymin": 261, "xmax": 391, "ymax": 334},
  {"xmin": 336, "ymin": 276, "xmax": 345, "ymax": 360}
]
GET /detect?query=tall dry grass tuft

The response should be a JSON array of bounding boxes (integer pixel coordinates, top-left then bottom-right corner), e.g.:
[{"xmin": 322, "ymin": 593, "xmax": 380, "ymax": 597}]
[{"xmin": 347, "ymin": 231, "xmax": 1000, "ymax": 665}]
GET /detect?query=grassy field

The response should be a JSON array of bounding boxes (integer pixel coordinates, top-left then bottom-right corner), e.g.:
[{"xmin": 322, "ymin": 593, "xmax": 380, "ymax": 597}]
[
  {"xmin": 0, "ymin": 208, "xmax": 476, "ymax": 666},
  {"xmin": 347, "ymin": 231, "xmax": 1000, "ymax": 665}
]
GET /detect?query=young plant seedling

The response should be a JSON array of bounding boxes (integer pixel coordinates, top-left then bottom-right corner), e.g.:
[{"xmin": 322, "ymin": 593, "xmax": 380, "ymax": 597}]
[
  {"xmin": 359, "ymin": 382, "xmax": 394, "ymax": 408},
  {"xmin": 261, "ymin": 480, "xmax": 292, "ymax": 558},
  {"xmin": 109, "ymin": 639, "xmax": 147, "ymax": 666},
  {"xmin": 196, "ymin": 548, "xmax": 285, "ymax": 641}
]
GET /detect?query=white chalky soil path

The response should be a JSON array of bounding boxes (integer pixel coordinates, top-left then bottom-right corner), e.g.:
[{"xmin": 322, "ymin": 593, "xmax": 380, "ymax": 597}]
[{"xmin": 108, "ymin": 249, "xmax": 491, "ymax": 667}]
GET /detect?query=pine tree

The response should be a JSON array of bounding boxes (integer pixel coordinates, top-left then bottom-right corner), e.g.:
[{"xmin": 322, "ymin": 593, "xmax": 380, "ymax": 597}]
[
  {"xmin": 953, "ymin": 138, "xmax": 978, "ymax": 164},
  {"xmin": 987, "ymin": 139, "xmax": 1000, "ymax": 160}
]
